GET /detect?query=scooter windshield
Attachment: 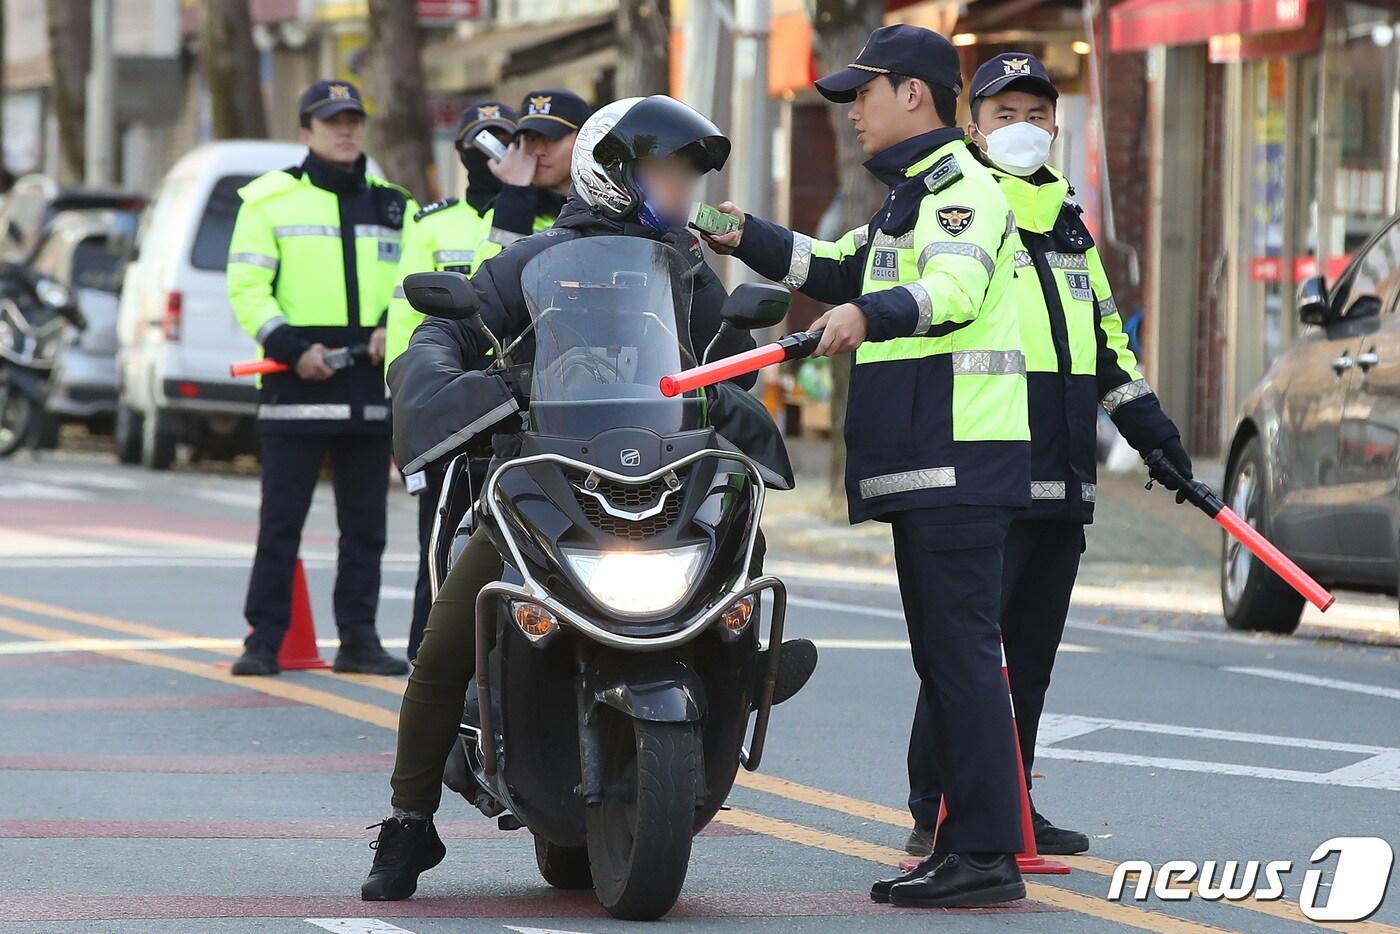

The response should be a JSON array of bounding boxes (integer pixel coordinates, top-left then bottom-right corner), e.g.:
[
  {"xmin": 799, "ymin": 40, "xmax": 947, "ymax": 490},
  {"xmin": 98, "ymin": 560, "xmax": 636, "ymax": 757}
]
[{"xmin": 520, "ymin": 236, "xmax": 704, "ymax": 439}]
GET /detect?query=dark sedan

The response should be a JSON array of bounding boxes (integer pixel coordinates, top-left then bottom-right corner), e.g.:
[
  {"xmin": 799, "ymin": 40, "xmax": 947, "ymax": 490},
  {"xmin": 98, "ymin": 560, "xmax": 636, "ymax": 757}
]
[{"xmin": 1223, "ymin": 215, "xmax": 1400, "ymax": 632}]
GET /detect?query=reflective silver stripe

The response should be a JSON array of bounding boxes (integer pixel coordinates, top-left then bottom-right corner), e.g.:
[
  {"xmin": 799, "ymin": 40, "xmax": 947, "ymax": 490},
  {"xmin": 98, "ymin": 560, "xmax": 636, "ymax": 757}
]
[
  {"xmin": 1014, "ymin": 250, "xmax": 1034, "ymax": 268},
  {"xmin": 951, "ymin": 349, "xmax": 1025, "ymax": 376},
  {"xmin": 488, "ymin": 227, "xmax": 524, "ymax": 246},
  {"xmin": 1098, "ymin": 295, "xmax": 1119, "ymax": 318},
  {"xmin": 1031, "ymin": 481, "xmax": 1066, "ymax": 500},
  {"xmin": 1045, "ymin": 252, "xmax": 1089, "ymax": 270},
  {"xmin": 354, "ymin": 224, "xmax": 401, "ymax": 240},
  {"xmin": 433, "ymin": 249, "xmax": 475, "ymax": 265},
  {"xmin": 228, "ymin": 251, "xmax": 278, "ymax": 270},
  {"xmin": 784, "ymin": 232, "xmax": 813, "ymax": 289},
  {"xmin": 1004, "ymin": 211, "xmax": 1016, "ymax": 239},
  {"xmin": 851, "ymin": 226, "xmax": 869, "ymax": 249},
  {"xmin": 1082, "ymin": 482, "xmax": 1097, "ymax": 503},
  {"xmin": 257, "ymin": 404, "xmax": 352, "ymax": 420},
  {"xmin": 401, "ymin": 397, "xmax": 520, "ymax": 476},
  {"xmin": 363, "ymin": 405, "xmax": 390, "ymax": 421},
  {"xmin": 859, "ymin": 467, "xmax": 957, "ymax": 500},
  {"xmin": 872, "ymin": 229, "xmax": 914, "ymax": 249},
  {"xmin": 255, "ymin": 316, "xmax": 288, "ymax": 344},
  {"xmin": 392, "ymin": 285, "xmax": 406, "ymax": 299},
  {"xmin": 918, "ymin": 241, "xmax": 995, "ymax": 278},
  {"xmin": 901, "ymin": 282, "xmax": 934, "ymax": 334},
  {"xmin": 1101, "ymin": 378, "xmax": 1154, "ymax": 413},
  {"xmin": 273, "ymin": 224, "xmax": 340, "ymax": 238}
]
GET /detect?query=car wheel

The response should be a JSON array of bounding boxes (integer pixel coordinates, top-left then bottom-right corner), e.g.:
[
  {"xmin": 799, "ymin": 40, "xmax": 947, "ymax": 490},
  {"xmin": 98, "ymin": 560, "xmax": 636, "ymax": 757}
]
[
  {"xmin": 115, "ymin": 403, "xmax": 144, "ymax": 464},
  {"xmin": 1220, "ymin": 436, "xmax": 1304, "ymax": 633},
  {"xmin": 140, "ymin": 407, "xmax": 177, "ymax": 471}
]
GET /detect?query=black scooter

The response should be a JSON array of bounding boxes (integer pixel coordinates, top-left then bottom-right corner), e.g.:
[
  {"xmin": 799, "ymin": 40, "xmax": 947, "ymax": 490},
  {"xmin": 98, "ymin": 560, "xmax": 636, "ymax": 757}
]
[
  {"xmin": 402, "ymin": 235, "xmax": 804, "ymax": 921},
  {"xmin": 0, "ymin": 264, "xmax": 81, "ymax": 457}
]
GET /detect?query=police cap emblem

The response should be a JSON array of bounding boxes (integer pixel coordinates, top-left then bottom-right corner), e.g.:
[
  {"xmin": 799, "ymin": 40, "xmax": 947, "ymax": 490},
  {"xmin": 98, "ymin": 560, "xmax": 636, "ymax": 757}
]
[
  {"xmin": 1002, "ymin": 57, "xmax": 1030, "ymax": 75},
  {"xmin": 478, "ymin": 104, "xmax": 501, "ymax": 119},
  {"xmin": 329, "ymin": 83, "xmax": 352, "ymax": 100},
  {"xmin": 528, "ymin": 95, "xmax": 553, "ymax": 115}
]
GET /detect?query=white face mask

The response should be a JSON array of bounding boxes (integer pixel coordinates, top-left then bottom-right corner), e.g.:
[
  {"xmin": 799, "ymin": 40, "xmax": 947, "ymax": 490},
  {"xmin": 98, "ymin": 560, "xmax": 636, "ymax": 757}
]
[{"xmin": 979, "ymin": 122, "xmax": 1054, "ymax": 176}]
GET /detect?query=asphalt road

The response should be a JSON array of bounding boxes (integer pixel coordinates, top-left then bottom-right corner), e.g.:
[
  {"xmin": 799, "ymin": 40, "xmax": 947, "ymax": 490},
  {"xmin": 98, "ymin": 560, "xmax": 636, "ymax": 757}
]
[{"xmin": 1, "ymin": 450, "xmax": 1397, "ymax": 934}]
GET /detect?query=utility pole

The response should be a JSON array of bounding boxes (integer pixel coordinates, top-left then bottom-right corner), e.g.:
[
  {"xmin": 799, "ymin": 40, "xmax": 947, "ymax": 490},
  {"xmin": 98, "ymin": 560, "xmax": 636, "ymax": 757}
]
[
  {"xmin": 726, "ymin": 0, "xmax": 770, "ymax": 288},
  {"xmin": 85, "ymin": 0, "xmax": 117, "ymax": 186}
]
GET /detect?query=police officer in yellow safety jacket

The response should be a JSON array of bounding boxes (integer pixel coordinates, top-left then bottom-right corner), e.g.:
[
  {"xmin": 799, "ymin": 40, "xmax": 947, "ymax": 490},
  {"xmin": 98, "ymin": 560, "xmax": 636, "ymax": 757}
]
[
  {"xmin": 227, "ymin": 80, "xmax": 412, "ymax": 678},
  {"xmin": 388, "ymin": 93, "xmax": 586, "ymax": 661},
  {"xmin": 902, "ymin": 51, "xmax": 1191, "ymax": 861},
  {"xmin": 705, "ymin": 25, "xmax": 1032, "ymax": 910}
]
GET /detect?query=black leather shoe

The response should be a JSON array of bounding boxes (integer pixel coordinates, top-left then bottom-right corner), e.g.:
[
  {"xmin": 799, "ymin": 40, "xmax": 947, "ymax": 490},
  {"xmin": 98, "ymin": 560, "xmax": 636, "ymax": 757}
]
[
  {"xmin": 1033, "ymin": 810, "xmax": 1089, "ymax": 855},
  {"xmin": 888, "ymin": 852, "xmax": 1026, "ymax": 909},
  {"xmin": 905, "ymin": 823, "xmax": 935, "ymax": 857},
  {"xmin": 360, "ymin": 817, "xmax": 446, "ymax": 901},
  {"xmin": 871, "ymin": 852, "xmax": 941, "ymax": 903},
  {"xmin": 335, "ymin": 644, "xmax": 409, "ymax": 676},
  {"xmin": 230, "ymin": 649, "xmax": 279, "ymax": 676}
]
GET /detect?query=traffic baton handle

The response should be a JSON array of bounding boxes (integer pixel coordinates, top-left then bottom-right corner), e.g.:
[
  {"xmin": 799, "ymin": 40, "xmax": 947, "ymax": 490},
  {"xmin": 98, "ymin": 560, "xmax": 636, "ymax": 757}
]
[
  {"xmin": 229, "ymin": 345, "xmax": 364, "ymax": 378},
  {"xmin": 659, "ymin": 329, "xmax": 823, "ymax": 397},
  {"xmin": 1145, "ymin": 450, "xmax": 1334, "ymax": 611}
]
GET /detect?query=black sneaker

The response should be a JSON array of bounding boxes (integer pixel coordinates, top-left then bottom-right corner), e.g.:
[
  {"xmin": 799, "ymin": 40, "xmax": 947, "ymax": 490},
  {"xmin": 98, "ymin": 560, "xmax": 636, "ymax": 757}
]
[
  {"xmin": 888, "ymin": 852, "xmax": 1026, "ymax": 909},
  {"xmin": 360, "ymin": 817, "xmax": 446, "ymax": 901},
  {"xmin": 230, "ymin": 649, "xmax": 279, "ymax": 676},
  {"xmin": 1032, "ymin": 810, "xmax": 1089, "ymax": 855},
  {"xmin": 905, "ymin": 823, "xmax": 935, "ymax": 858},
  {"xmin": 871, "ymin": 851, "xmax": 941, "ymax": 903},
  {"xmin": 335, "ymin": 644, "xmax": 409, "ymax": 676}
]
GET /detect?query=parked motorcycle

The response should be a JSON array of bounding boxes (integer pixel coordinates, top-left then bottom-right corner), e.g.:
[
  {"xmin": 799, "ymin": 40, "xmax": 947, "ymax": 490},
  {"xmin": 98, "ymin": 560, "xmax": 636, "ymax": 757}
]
[
  {"xmin": 0, "ymin": 264, "xmax": 81, "ymax": 456},
  {"xmin": 403, "ymin": 236, "xmax": 801, "ymax": 921}
]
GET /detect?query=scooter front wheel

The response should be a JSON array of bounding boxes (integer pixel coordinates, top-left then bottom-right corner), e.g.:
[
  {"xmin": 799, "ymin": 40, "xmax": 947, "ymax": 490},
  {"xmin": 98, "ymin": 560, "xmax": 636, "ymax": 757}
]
[
  {"xmin": 585, "ymin": 712, "xmax": 699, "ymax": 921},
  {"xmin": 0, "ymin": 381, "xmax": 35, "ymax": 457}
]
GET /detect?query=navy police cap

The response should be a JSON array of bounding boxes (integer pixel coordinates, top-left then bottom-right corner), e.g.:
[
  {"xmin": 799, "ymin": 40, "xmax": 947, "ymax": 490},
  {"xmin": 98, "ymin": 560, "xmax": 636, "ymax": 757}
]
[
  {"xmin": 815, "ymin": 24, "xmax": 962, "ymax": 103},
  {"xmin": 455, "ymin": 100, "xmax": 519, "ymax": 144},
  {"xmin": 298, "ymin": 80, "xmax": 367, "ymax": 122},
  {"xmin": 516, "ymin": 89, "xmax": 593, "ymax": 140},
  {"xmin": 971, "ymin": 52, "xmax": 1059, "ymax": 103}
]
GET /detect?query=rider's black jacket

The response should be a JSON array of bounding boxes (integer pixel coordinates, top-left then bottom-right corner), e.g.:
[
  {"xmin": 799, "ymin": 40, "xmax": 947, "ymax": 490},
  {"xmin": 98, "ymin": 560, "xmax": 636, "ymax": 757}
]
[{"xmin": 388, "ymin": 198, "xmax": 791, "ymax": 485}]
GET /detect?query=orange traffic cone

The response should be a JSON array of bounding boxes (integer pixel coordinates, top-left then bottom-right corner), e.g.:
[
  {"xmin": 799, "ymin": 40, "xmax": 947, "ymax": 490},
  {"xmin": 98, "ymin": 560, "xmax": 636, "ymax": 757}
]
[
  {"xmin": 902, "ymin": 640, "xmax": 1070, "ymax": 876},
  {"xmin": 276, "ymin": 558, "xmax": 330, "ymax": 670}
]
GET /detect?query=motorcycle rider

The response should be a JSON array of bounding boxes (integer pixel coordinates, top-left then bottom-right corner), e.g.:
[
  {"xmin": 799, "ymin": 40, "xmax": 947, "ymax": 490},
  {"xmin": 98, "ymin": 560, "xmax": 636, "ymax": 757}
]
[{"xmin": 361, "ymin": 95, "xmax": 817, "ymax": 901}]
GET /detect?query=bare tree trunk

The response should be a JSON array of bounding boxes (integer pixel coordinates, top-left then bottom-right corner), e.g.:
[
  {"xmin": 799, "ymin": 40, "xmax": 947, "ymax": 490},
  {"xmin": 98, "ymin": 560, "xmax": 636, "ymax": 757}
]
[
  {"xmin": 615, "ymin": 0, "xmax": 671, "ymax": 97},
  {"xmin": 200, "ymin": 0, "xmax": 268, "ymax": 140},
  {"xmin": 0, "ymin": 0, "xmax": 7, "ymax": 183},
  {"xmin": 45, "ymin": 0, "xmax": 91, "ymax": 183},
  {"xmin": 365, "ymin": 0, "xmax": 433, "ymax": 203},
  {"xmin": 809, "ymin": 0, "xmax": 884, "ymax": 514}
]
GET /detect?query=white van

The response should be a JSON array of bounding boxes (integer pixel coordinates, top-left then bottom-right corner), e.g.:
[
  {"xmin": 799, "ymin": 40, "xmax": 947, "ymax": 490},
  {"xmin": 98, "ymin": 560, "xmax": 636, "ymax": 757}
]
[{"xmin": 115, "ymin": 141, "xmax": 385, "ymax": 469}]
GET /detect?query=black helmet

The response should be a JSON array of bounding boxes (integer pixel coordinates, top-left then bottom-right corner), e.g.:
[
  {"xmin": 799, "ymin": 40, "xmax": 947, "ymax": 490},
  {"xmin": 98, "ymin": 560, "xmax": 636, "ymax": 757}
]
[{"xmin": 572, "ymin": 95, "xmax": 731, "ymax": 227}]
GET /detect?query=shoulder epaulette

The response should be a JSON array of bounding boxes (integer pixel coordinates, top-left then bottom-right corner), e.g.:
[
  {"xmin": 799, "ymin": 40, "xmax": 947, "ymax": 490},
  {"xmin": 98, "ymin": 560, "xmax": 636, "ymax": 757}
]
[
  {"xmin": 236, "ymin": 168, "xmax": 301, "ymax": 205},
  {"xmin": 923, "ymin": 153, "xmax": 963, "ymax": 194},
  {"xmin": 414, "ymin": 197, "xmax": 460, "ymax": 222}
]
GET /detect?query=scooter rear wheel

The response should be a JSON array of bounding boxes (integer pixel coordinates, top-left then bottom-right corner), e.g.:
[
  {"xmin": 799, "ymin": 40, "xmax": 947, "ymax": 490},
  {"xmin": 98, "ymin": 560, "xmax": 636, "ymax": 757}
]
[
  {"xmin": 0, "ymin": 383, "xmax": 35, "ymax": 457},
  {"xmin": 586, "ymin": 712, "xmax": 699, "ymax": 921},
  {"xmin": 533, "ymin": 833, "xmax": 592, "ymax": 889}
]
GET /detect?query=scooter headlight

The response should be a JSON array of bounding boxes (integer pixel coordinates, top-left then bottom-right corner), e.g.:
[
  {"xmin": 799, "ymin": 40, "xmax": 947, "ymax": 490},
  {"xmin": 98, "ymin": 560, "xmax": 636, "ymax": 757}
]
[{"xmin": 562, "ymin": 545, "xmax": 706, "ymax": 617}]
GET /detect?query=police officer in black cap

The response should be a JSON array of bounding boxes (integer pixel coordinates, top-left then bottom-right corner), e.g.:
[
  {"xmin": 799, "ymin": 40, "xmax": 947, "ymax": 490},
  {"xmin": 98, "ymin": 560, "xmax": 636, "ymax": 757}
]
[
  {"xmin": 706, "ymin": 24, "xmax": 1031, "ymax": 909},
  {"xmin": 485, "ymin": 89, "xmax": 593, "ymax": 239},
  {"xmin": 227, "ymin": 79, "xmax": 413, "ymax": 677}
]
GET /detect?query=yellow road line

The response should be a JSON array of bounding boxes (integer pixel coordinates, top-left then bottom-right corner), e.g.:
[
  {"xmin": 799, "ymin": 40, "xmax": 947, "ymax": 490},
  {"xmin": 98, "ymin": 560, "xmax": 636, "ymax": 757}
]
[
  {"xmin": 722, "ymin": 809, "xmax": 1240, "ymax": 933},
  {"xmin": 6, "ymin": 591, "xmax": 1389, "ymax": 932}
]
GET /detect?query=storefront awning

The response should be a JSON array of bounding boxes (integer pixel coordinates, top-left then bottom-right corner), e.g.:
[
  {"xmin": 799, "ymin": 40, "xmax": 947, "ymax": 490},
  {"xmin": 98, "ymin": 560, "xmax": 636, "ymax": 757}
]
[{"xmin": 1109, "ymin": 0, "xmax": 1308, "ymax": 52}]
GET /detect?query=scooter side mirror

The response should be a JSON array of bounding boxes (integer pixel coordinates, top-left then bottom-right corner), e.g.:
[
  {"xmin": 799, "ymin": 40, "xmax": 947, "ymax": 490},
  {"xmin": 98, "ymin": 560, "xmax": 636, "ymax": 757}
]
[
  {"xmin": 404, "ymin": 271, "xmax": 481, "ymax": 321},
  {"xmin": 720, "ymin": 282, "xmax": 791, "ymax": 331}
]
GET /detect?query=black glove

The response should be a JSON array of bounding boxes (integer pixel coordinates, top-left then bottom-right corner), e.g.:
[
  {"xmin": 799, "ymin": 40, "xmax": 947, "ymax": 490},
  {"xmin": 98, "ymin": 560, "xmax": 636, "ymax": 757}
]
[{"xmin": 1148, "ymin": 435, "xmax": 1193, "ymax": 502}]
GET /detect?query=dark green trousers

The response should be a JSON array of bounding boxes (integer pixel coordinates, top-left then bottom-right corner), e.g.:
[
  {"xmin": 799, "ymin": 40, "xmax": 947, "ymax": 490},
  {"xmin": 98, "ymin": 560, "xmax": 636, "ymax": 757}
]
[{"xmin": 390, "ymin": 527, "xmax": 500, "ymax": 816}]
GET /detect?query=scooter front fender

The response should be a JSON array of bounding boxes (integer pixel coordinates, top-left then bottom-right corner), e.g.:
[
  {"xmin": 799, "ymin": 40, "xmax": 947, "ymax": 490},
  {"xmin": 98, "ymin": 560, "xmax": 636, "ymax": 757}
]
[{"xmin": 584, "ymin": 657, "xmax": 705, "ymax": 724}]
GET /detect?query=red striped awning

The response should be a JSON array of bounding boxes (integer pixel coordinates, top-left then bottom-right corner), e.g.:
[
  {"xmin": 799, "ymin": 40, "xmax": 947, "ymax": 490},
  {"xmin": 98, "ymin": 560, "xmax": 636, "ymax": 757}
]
[{"xmin": 1110, "ymin": 0, "xmax": 1308, "ymax": 51}]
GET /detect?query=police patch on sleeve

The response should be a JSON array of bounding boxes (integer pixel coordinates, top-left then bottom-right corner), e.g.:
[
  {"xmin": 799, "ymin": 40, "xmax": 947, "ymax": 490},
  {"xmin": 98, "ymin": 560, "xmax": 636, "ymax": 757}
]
[{"xmin": 936, "ymin": 206, "xmax": 974, "ymax": 237}]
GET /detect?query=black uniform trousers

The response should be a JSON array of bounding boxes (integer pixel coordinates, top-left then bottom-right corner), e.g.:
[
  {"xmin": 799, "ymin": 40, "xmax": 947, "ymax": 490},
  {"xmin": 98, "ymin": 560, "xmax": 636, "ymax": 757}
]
[
  {"xmin": 891, "ymin": 505, "xmax": 1024, "ymax": 855},
  {"xmin": 244, "ymin": 433, "xmax": 391, "ymax": 655},
  {"xmin": 907, "ymin": 519, "xmax": 1084, "ymax": 831}
]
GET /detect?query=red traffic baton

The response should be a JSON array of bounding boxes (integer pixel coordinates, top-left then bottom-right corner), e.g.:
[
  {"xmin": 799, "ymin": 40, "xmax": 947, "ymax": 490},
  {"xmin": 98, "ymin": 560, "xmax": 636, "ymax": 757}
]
[
  {"xmin": 659, "ymin": 329, "xmax": 823, "ymax": 397},
  {"xmin": 229, "ymin": 345, "xmax": 364, "ymax": 378},
  {"xmin": 1145, "ymin": 450, "xmax": 1334, "ymax": 611}
]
